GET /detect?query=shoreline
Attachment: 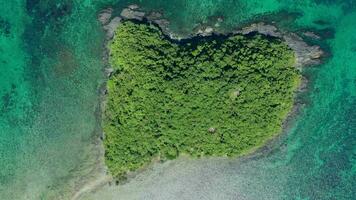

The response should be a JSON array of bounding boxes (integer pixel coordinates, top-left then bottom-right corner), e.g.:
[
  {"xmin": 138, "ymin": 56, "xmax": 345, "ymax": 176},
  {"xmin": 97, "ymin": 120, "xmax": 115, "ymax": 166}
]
[{"xmin": 72, "ymin": 5, "xmax": 324, "ymax": 199}]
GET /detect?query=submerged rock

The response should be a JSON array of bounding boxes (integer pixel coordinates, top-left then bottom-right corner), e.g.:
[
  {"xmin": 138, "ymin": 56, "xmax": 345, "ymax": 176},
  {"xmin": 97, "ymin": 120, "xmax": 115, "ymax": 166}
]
[
  {"xmin": 147, "ymin": 11, "xmax": 163, "ymax": 20},
  {"xmin": 120, "ymin": 6, "xmax": 145, "ymax": 20},
  {"xmin": 303, "ymin": 31, "xmax": 321, "ymax": 40},
  {"xmin": 98, "ymin": 8, "xmax": 113, "ymax": 25},
  {"xmin": 103, "ymin": 17, "xmax": 122, "ymax": 39},
  {"xmin": 298, "ymin": 76, "xmax": 309, "ymax": 92}
]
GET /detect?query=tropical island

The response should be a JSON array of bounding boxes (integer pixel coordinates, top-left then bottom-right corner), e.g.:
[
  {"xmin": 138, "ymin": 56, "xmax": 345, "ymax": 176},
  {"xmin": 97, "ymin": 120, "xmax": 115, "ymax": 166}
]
[{"xmin": 103, "ymin": 20, "xmax": 301, "ymax": 179}]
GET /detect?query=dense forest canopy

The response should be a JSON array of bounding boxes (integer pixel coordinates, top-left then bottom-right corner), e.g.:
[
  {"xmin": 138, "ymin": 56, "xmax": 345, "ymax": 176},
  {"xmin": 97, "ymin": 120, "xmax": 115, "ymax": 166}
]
[{"xmin": 104, "ymin": 21, "xmax": 300, "ymax": 178}]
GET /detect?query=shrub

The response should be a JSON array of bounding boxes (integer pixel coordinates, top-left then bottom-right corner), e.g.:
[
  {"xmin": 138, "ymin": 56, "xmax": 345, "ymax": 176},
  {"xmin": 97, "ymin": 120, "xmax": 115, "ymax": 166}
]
[{"xmin": 104, "ymin": 21, "xmax": 300, "ymax": 178}]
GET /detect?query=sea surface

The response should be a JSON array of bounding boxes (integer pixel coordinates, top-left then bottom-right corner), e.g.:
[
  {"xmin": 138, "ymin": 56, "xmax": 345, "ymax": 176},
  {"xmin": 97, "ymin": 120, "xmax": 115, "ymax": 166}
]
[{"xmin": 0, "ymin": 0, "xmax": 355, "ymax": 200}]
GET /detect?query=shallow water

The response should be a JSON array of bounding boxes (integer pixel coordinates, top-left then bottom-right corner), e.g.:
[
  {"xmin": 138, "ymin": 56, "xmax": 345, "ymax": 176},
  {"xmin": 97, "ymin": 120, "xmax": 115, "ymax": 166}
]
[{"xmin": 0, "ymin": 0, "xmax": 355, "ymax": 200}]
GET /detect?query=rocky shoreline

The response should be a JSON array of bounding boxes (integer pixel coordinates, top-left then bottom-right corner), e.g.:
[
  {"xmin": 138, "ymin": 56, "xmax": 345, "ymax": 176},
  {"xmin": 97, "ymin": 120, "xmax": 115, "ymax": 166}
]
[{"xmin": 99, "ymin": 4, "xmax": 323, "ymax": 70}]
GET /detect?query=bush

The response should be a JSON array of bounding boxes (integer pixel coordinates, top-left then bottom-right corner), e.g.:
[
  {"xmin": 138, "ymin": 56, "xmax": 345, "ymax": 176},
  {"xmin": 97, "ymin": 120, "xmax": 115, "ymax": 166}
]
[{"xmin": 104, "ymin": 21, "xmax": 300, "ymax": 178}]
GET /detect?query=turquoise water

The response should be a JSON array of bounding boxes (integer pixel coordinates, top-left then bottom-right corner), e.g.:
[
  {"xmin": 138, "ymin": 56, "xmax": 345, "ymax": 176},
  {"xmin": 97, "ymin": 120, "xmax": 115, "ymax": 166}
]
[{"xmin": 0, "ymin": 0, "xmax": 355, "ymax": 199}]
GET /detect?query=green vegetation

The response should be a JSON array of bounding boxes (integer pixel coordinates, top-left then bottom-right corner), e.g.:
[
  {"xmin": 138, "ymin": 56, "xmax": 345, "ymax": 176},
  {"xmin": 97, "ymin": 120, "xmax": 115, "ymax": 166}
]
[{"xmin": 104, "ymin": 21, "xmax": 300, "ymax": 178}]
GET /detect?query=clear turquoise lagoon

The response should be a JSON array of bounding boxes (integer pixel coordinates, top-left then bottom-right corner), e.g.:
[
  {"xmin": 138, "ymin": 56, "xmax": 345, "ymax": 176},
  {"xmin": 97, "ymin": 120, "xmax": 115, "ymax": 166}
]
[{"xmin": 0, "ymin": 0, "xmax": 355, "ymax": 199}]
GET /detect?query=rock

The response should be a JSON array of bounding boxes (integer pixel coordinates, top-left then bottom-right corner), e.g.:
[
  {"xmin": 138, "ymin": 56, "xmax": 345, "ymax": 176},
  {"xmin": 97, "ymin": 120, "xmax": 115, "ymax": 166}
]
[
  {"xmin": 235, "ymin": 22, "xmax": 281, "ymax": 37},
  {"xmin": 283, "ymin": 33, "xmax": 323, "ymax": 67},
  {"xmin": 154, "ymin": 18, "xmax": 170, "ymax": 27},
  {"xmin": 303, "ymin": 31, "xmax": 321, "ymax": 39},
  {"xmin": 147, "ymin": 11, "xmax": 163, "ymax": 20},
  {"xmin": 232, "ymin": 90, "xmax": 240, "ymax": 97},
  {"xmin": 98, "ymin": 8, "xmax": 113, "ymax": 25},
  {"xmin": 197, "ymin": 26, "xmax": 214, "ymax": 36},
  {"xmin": 104, "ymin": 67, "xmax": 114, "ymax": 77},
  {"xmin": 204, "ymin": 27, "xmax": 214, "ymax": 34},
  {"xmin": 103, "ymin": 17, "xmax": 122, "ymax": 39},
  {"xmin": 128, "ymin": 4, "xmax": 139, "ymax": 10},
  {"xmin": 101, "ymin": 87, "xmax": 108, "ymax": 95},
  {"xmin": 208, "ymin": 127, "xmax": 216, "ymax": 133},
  {"xmin": 217, "ymin": 17, "xmax": 224, "ymax": 23},
  {"xmin": 120, "ymin": 8, "xmax": 145, "ymax": 20},
  {"xmin": 153, "ymin": 19, "xmax": 172, "ymax": 37},
  {"xmin": 214, "ymin": 16, "xmax": 224, "ymax": 27},
  {"xmin": 298, "ymin": 76, "xmax": 309, "ymax": 92}
]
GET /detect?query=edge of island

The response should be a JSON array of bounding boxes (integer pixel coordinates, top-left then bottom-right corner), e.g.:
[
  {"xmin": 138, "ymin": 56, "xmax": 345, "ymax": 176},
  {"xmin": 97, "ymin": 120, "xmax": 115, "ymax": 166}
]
[{"xmin": 71, "ymin": 5, "xmax": 324, "ymax": 200}]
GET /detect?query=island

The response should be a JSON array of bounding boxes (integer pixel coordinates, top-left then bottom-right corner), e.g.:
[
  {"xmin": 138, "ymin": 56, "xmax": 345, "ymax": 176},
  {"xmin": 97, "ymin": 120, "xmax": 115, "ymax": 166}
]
[{"xmin": 102, "ymin": 20, "xmax": 302, "ymax": 179}]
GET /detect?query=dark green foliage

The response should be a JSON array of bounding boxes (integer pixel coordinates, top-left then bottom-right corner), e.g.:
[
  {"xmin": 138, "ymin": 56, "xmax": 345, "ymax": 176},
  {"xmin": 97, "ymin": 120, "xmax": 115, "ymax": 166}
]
[{"xmin": 104, "ymin": 21, "xmax": 300, "ymax": 178}]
